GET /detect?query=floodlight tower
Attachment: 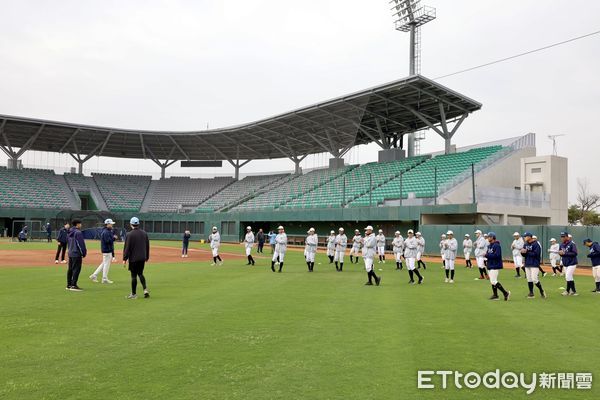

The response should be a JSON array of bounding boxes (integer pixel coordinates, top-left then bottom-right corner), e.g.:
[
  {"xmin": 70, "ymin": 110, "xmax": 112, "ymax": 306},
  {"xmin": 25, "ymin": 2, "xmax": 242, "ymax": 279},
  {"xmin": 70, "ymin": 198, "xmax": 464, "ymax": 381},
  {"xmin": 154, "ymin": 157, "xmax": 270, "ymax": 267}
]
[{"xmin": 390, "ymin": 0, "xmax": 436, "ymax": 75}]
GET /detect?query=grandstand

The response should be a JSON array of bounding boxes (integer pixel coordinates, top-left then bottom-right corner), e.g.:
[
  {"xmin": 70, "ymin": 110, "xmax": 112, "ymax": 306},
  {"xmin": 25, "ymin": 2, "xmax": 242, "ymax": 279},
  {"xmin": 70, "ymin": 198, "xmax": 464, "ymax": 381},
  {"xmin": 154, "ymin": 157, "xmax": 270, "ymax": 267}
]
[
  {"xmin": 0, "ymin": 167, "xmax": 74, "ymax": 209},
  {"xmin": 144, "ymin": 176, "xmax": 234, "ymax": 212},
  {"xmin": 91, "ymin": 173, "xmax": 151, "ymax": 212}
]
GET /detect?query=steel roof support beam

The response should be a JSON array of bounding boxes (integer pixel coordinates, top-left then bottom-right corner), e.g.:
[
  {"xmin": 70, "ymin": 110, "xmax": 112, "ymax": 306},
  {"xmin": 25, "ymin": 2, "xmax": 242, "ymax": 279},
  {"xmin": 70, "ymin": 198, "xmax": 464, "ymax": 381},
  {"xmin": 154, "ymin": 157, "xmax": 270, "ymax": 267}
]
[
  {"xmin": 59, "ymin": 128, "xmax": 81, "ymax": 153},
  {"xmin": 0, "ymin": 119, "xmax": 11, "ymax": 152},
  {"xmin": 68, "ymin": 137, "xmax": 104, "ymax": 174},
  {"xmin": 269, "ymin": 120, "xmax": 332, "ymax": 154},
  {"xmin": 227, "ymin": 159, "xmax": 251, "ymax": 180},
  {"xmin": 148, "ymin": 146, "xmax": 178, "ymax": 179},
  {"xmin": 168, "ymin": 135, "xmax": 191, "ymax": 161},
  {"xmin": 289, "ymin": 154, "xmax": 307, "ymax": 175},
  {"xmin": 139, "ymin": 134, "xmax": 146, "ymax": 159},
  {"xmin": 341, "ymin": 99, "xmax": 411, "ymax": 131}
]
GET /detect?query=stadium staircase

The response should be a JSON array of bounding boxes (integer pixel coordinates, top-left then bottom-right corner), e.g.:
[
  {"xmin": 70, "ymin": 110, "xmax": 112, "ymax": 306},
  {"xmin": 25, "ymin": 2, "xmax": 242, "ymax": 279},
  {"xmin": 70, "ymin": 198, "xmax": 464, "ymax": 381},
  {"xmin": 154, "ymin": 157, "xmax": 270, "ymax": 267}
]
[{"xmin": 64, "ymin": 173, "xmax": 109, "ymax": 211}]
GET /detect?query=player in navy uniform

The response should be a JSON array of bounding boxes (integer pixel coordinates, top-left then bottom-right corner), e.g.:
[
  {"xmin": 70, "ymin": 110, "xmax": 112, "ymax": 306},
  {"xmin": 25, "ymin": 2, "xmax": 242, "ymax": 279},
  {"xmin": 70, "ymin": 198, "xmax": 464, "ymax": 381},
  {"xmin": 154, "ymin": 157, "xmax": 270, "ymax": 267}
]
[
  {"xmin": 559, "ymin": 231, "xmax": 578, "ymax": 296},
  {"xmin": 583, "ymin": 238, "xmax": 600, "ymax": 293},
  {"xmin": 485, "ymin": 232, "xmax": 511, "ymax": 301},
  {"xmin": 520, "ymin": 232, "xmax": 547, "ymax": 299}
]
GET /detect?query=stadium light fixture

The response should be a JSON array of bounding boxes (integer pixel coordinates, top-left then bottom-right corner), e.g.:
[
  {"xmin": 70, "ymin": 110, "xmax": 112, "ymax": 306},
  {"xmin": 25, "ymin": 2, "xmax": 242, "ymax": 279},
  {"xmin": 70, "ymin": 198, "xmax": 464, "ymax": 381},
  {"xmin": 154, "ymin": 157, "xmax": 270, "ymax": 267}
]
[{"xmin": 389, "ymin": 0, "xmax": 436, "ymax": 75}]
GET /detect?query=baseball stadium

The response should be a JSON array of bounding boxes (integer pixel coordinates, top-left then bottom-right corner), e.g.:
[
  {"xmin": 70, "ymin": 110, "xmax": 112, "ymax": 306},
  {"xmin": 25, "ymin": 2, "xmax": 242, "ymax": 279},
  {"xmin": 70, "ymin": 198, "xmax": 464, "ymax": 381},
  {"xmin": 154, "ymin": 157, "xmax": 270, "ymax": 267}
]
[{"xmin": 1, "ymin": 1, "xmax": 599, "ymax": 399}]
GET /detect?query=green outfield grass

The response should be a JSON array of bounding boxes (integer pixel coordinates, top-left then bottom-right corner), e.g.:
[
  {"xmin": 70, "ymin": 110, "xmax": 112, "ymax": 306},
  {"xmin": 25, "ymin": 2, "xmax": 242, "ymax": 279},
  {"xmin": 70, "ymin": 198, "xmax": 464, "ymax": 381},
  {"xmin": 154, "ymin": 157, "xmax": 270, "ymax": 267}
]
[{"xmin": 1, "ymin": 241, "xmax": 599, "ymax": 399}]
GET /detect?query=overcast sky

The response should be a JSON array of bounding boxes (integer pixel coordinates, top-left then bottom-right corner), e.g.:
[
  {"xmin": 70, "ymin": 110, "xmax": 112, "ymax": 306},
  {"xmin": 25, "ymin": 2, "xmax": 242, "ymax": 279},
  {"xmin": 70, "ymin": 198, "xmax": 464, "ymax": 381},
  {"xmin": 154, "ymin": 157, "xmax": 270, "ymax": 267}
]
[{"xmin": 0, "ymin": 0, "xmax": 599, "ymax": 203}]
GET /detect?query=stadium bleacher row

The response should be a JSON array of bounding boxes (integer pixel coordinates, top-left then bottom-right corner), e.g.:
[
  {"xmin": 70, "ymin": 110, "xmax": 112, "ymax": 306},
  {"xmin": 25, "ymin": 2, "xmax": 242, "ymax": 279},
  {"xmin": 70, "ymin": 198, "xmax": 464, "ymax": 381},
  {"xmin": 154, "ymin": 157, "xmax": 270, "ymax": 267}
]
[{"xmin": 0, "ymin": 145, "xmax": 506, "ymax": 212}]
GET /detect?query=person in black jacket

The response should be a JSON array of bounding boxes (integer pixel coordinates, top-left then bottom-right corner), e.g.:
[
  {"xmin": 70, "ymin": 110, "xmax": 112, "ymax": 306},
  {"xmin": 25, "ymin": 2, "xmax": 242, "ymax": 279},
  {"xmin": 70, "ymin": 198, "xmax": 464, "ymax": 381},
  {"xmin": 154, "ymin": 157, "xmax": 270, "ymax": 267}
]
[
  {"xmin": 89, "ymin": 219, "xmax": 116, "ymax": 284},
  {"xmin": 583, "ymin": 238, "xmax": 600, "ymax": 293},
  {"xmin": 256, "ymin": 229, "xmax": 265, "ymax": 253},
  {"xmin": 54, "ymin": 223, "xmax": 70, "ymax": 264},
  {"xmin": 66, "ymin": 220, "xmax": 87, "ymax": 291},
  {"xmin": 123, "ymin": 217, "xmax": 150, "ymax": 299}
]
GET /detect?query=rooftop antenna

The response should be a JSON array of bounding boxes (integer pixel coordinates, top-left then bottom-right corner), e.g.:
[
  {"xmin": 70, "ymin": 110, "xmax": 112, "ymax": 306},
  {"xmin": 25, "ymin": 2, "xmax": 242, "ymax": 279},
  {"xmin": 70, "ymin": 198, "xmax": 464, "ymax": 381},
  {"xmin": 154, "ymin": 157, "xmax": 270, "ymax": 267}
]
[
  {"xmin": 389, "ymin": 0, "xmax": 436, "ymax": 75},
  {"xmin": 547, "ymin": 134, "xmax": 566, "ymax": 156}
]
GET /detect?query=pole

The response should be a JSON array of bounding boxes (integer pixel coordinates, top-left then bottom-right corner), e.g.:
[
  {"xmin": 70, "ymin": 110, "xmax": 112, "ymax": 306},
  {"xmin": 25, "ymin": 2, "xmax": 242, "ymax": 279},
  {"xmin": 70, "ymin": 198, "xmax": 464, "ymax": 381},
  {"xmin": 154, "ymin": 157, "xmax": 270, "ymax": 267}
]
[
  {"xmin": 471, "ymin": 163, "xmax": 476, "ymax": 204},
  {"xmin": 434, "ymin": 166, "xmax": 438, "ymax": 205},
  {"xmin": 409, "ymin": 24, "xmax": 416, "ymax": 75},
  {"xmin": 369, "ymin": 174, "xmax": 373, "ymax": 207},
  {"xmin": 342, "ymin": 176, "xmax": 346, "ymax": 208},
  {"xmin": 399, "ymin": 172, "xmax": 403, "ymax": 206}
]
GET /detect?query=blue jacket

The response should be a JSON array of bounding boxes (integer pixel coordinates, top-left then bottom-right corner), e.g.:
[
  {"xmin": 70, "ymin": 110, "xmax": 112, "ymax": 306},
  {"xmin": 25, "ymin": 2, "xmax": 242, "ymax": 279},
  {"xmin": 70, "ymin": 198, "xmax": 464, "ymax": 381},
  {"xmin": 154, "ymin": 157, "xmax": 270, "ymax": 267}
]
[
  {"xmin": 67, "ymin": 227, "xmax": 87, "ymax": 258},
  {"xmin": 56, "ymin": 228, "xmax": 69, "ymax": 244},
  {"xmin": 268, "ymin": 233, "xmax": 276, "ymax": 245},
  {"xmin": 46, "ymin": 224, "xmax": 52, "ymax": 234},
  {"xmin": 522, "ymin": 240, "xmax": 541, "ymax": 267},
  {"xmin": 100, "ymin": 228, "xmax": 115, "ymax": 254},
  {"xmin": 486, "ymin": 241, "xmax": 503, "ymax": 270},
  {"xmin": 587, "ymin": 242, "xmax": 600, "ymax": 267},
  {"xmin": 183, "ymin": 232, "xmax": 191, "ymax": 245},
  {"xmin": 559, "ymin": 240, "xmax": 578, "ymax": 266}
]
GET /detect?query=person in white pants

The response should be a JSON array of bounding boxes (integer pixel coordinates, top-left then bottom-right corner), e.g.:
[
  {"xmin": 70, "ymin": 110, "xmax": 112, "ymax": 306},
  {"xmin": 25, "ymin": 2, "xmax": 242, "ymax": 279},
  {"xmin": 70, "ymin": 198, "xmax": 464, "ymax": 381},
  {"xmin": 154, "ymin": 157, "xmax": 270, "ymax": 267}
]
[
  {"xmin": 305, "ymin": 228, "xmax": 318, "ymax": 272},
  {"xmin": 271, "ymin": 226, "xmax": 287, "ymax": 273},
  {"xmin": 244, "ymin": 226, "xmax": 255, "ymax": 266},
  {"xmin": 521, "ymin": 232, "xmax": 547, "ymax": 299},
  {"xmin": 404, "ymin": 229, "xmax": 423, "ymax": 284},
  {"xmin": 474, "ymin": 230, "xmax": 489, "ymax": 280},
  {"xmin": 376, "ymin": 229, "xmax": 386, "ymax": 263},
  {"xmin": 416, "ymin": 232, "xmax": 426, "ymax": 269},
  {"xmin": 90, "ymin": 218, "xmax": 116, "ymax": 284},
  {"xmin": 548, "ymin": 238, "xmax": 563, "ymax": 276},
  {"xmin": 208, "ymin": 227, "xmax": 222, "ymax": 266},
  {"xmin": 392, "ymin": 231, "xmax": 404, "ymax": 270},
  {"xmin": 463, "ymin": 234, "xmax": 473, "ymax": 268},
  {"xmin": 559, "ymin": 231, "xmax": 578, "ymax": 296},
  {"xmin": 511, "ymin": 232, "xmax": 525, "ymax": 278},
  {"xmin": 334, "ymin": 228, "xmax": 347, "ymax": 272},
  {"xmin": 443, "ymin": 230, "xmax": 458, "ymax": 283},
  {"xmin": 362, "ymin": 226, "xmax": 381, "ymax": 286},
  {"xmin": 583, "ymin": 238, "xmax": 600, "ymax": 293},
  {"xmin": 326, "ymin": 231, "xmax": 336, "ymax": 264},
  {"xmin": 350, "ymin": 229, "xmax": 362, "ymax": 264},
  {"xmin": 439, "ymin": 234, "xmax": 447, "ymax": 268}
]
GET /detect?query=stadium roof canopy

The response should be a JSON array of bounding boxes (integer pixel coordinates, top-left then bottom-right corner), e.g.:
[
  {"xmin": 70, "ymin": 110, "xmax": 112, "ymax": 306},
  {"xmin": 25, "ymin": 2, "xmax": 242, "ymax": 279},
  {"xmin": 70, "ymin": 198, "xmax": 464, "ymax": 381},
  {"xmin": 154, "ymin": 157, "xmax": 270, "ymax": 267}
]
[{"xmin": 0, "ymin": 75, "xmax": 481, "ymax": 167}]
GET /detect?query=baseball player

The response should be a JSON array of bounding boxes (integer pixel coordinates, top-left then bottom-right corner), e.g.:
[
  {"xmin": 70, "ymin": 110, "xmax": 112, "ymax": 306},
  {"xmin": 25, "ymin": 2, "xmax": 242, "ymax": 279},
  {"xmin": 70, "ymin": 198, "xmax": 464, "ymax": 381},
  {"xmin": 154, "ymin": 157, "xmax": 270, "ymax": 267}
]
[
  {"xmin": 182, "ymin": 230, "xmax": 191, "ymax": 258},
  {"xmin": 362, "ymin": 225, "xmax": 381, "ymax": 286},
  {"xmin": 532, "ymin": 235, "xmax": 547, "ymax": 277},
  {"xmin": 123, "ymin": 217, "xmax": 150, "ymax": 299},
  {"xmin": 521, "ymin": 232, "xmax": 546, "ymax": 299},
  {"xmin": 54, "ymin": 222, "xmax": 69, "ymax": 264},
  {"xmin": 244, "ymin": 226, "xmax": 256, "ymax": 266},
  {"xmin": 326, "ymin": 231, "xmax": 336, "ymax": 264},
  {"xmin": 89, "ymin": 218, "xmax": 116, "ymax": 284},
  {"xmin": 208, "ymin": 226, "xmax": 223, "ymax": 266},
  {"xmin": 485, "ymin": 232, "xmax": 511, "ymax": 301},
  {"xmin": 416, "ymin": 232, "xmax": 426, "ymax": 269},
  {"xmin": 392, "ymin": 231, "xmax": 404, "ymax": 270},
  {"xmin": 559, "ymin": 231, "xmax": 578, "ymax": 296},
  {"xmin": 439, "ymin": 234, "xmax": 447, "ymax": 268},
  {"xmin": 305, "ymin": 228, "xmax": 318, "ymax": 272},
  {"xmin": 483, "ymin": 233, "xmax": 490, "ymax": 267},
  {"xmin": 474, "ymin": 230, "xmax": 489, "ymax": 280},
  {"xmin": 548, "ymin": 238, "xmax": 563, "ymax": 276},
  {"xmin": 443, "ymin": 230, "xmax": 458, "ymax": 283},
  {"xmin": 271, "ymin": 225, "xmax": 287, "ymax": 273},
  {"xmin": 404, "ymin": 229, "xmax": 424, "ymax": 284},
  {"xmin": 350, "ymin": 229, "xmax": 362, "ymax": 263},
  {"xmin": 463, "ymin": 234, "xmax": 473, "ymax": 268},
  {"xmin": 376, "ymin": 229, "xmax": 386, "ymax": 263},
  {"xmin": 511, "ymin": 232, "xmax": 525, "ymax": 278},
  {"xmin": 66, "ymin": 219, "xmax": 87, "ymax": 291},
  {"xmin": 334, "ymin": 227, "xmax": 347, "ymax": 272},
  {"xmin": 583, "ymin": 238, "xmax": 600, "ymax": 292}
]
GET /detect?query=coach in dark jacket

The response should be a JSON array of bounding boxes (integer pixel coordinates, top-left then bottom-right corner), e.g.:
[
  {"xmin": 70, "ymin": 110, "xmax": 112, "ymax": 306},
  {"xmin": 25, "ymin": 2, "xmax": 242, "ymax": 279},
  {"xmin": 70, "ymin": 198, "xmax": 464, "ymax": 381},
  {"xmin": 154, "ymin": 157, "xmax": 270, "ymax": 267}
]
[
  {"xmin": 485, "ymin": 232, "xmax": 510, "ymax": 301},
  {"xmin": 256, "ymin": 229, "xmax": 265, "ymax": 253},
  {"xmin": 123, "ymin": 217, "xmax": 150, "ymax": 299},
  {"xmin": 521, "ymin": 232, "xmax": 546, "ymax": 298},
  {"xmin": 55, "ymin": 223, "xmax": 70, "ymax": 264},
  {"xmin": 584, "ymin": 238, "xmax": 600, "ymax": 292},
  {"xmin": 559, "ymin": 232, "xmax": 578, "ymax": 296},
  {"xmin": 66, "ymin": 220, "xmax": 86, "ymax": 291}
]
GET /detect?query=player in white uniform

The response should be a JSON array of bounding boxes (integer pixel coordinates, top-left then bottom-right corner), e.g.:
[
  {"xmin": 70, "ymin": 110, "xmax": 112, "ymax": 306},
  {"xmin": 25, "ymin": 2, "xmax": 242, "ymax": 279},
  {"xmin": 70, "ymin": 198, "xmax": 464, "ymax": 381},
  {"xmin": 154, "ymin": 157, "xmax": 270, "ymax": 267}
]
[
  {"xmin": 362, "ymin": 225, "xmax": 381, "ymax": 286},
  {"xmin": 305, "ymin": 228, "xmax": 318, "ymax": 272},
  {"xmin": 334, "ymin": 228, "xmax": 347, "ymax": 272},
  {"xmin": 404, "ymin": 229, "xmax": 424, "ymax": 284},
  {"xmin": 439, "ymin": 234, "xmax": 447, "ymax": 268},
  {"xmin": 208, "ymin": 226, "xmax": 223, "ymax": 266},
  {"xmin": 376, "ymin": 230, "xmax": 386, "ymax": 263},
  {"xmin": 350, "ymin": 229, "xmax": 362, "ymax": 264},
  {"xmin": 474, "ymin": 230, "xmax": 489, "ymax": 280},
  {"xmin": 463, "ymin": 234, "xmax": 473, "ymax": 268},
  {"xmin": 271, "ymin": 225, "xmax": 287, "ymax": 273},
  {"xmin": 443, "ymin": 230, "xmax": 458, "ymax": 283},
  {"xmin": 532, "ymin": 235, "xmax": 547, "ymax": 277},
  {"xmin": 416, "ymin": 232, "xmax": 426, "ymax": 269},
  {"xmin": 392, "ymin": 231, "xmax": 404, "ymax": 270},
  {"xmin": 548, "ymin": 238, "xmax": 563, "ymax": 276},
  {"xmin": 326, "ymin": 231, "xmax": 336, "ymax": 264},
  {"xmin": 243, "ymin": 226, "xmax": 256, "ymax": 266},
  {"xmin": 511, "ymin": 232, "xmax": 525, "ymax": 278}
]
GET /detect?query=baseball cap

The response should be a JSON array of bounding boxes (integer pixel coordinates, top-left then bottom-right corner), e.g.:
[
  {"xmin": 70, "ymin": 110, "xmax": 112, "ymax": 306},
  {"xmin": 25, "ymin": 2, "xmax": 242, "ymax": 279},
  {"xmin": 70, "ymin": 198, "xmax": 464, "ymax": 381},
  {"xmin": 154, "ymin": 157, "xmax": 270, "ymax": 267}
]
[
  {"xmin": 395, "ymin": 231, "xmax": 400, "ymax": 235},
  {"xmin": 339, "ymin": 227, "xmax": 344, "ymax": 232},
  {"xmin": 378, "ymin": 229, "xmax": 383, "ymax": 233},
  {"xmin": 523, "ymin": 232, "xmax": 533, "ymax": 238},
  {"xmin": 483, "ymin": 233, "xmax": 489, "ymax": 237},
  {"xmin": 464, "ymin": 233, "xmax": 470, "ymax": 237},
  {"xmin": 365, "ymin": 225, "xmax": 374, "ymax": 231},
  {"xmin": 550, "ymin": 238, "xmax": 556, "ymax": 242},
  {"xmin": 560, "ymin": 231, "xmax": 568, "ymax": 237},
  {"xmin": 407, "ymin": 229, "xmax": 414, "ymax": 234},
  {"xmin": 446, "ymin": 230, "xmax": 453, "ymax": 235},
  {"xmin": 212, "ymin": 226, "xmax": 217, "ymax": 231},
  {"xmin": 416, "ymin": 231, "xmax": 422, "ymax": 236},
  {"xmin": 330, "ymin": 230, "xmax": 335, "ymax": 234},
  {"xmin": 104, "ymin": 218, "xmax": 115, "ymax": 225},
  {"xmin": 277, "ymin": 225, "xmax": 284, "ymax": 230},
  {"xmin": 441, "ymin": 234, "xmax": 446, "ymax": 238},
  {"xmin": 513, "ymin": 232, "xmax": 520, "ymax": 236},
  {"xmin": 355, "ymin": 229, "xmax": 360, "ymax": 233},
  {"xmin": 475, "ymin": 229, "xmax": 482, "ymax": 234},
  {"xmin": 488, "ymin": 232, "xmax": 497, "ymax": 239},
  {"xmin": 309, "ymin": 227, "xmax": 315, "ymax": 232},
  {"xmin": 583, "ymin": 238, "xmax": 592, "ymax": 244},
  {"xmin": 130, "ymin": 217, "xmax": 140, "ymax": 226},
  {"xmin": 246, "ymin": 226, "xmax": 252, "ymax": 230}
]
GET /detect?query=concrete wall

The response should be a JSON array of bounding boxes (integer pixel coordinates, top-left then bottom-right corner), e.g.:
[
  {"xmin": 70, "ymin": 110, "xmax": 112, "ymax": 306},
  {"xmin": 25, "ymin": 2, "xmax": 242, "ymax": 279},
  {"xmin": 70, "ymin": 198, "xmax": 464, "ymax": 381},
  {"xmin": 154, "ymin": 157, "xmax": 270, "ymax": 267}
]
[{"xmin": 521, "ymin": 155, "xmax": 568, "ymax": 225}]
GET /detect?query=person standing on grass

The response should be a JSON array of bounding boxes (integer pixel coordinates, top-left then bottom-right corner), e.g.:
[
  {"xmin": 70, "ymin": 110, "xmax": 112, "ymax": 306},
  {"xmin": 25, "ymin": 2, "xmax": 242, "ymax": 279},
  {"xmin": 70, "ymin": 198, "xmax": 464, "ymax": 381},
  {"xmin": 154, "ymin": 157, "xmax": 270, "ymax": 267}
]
[
  {"xmin": 439, "ymin": 234, "xmax": 447, "ymax": 268},
  {"xmin": 404, "ymin": 229, "xmax": 423, "ymax": 284},
  {"xmin": 485, "ymin": 232, "xmax": 511, "ymax": 301},
  {"xmin": 271, "ymin": 225, "xmax": 287, "ymax": 273},
  {"xmin": 66, "ymin": 219, "xmax": 87, "ymax": 292},
  {"xmin": 89, "ymin": 219, "xmax": 116, "ymax": 284},
  {"xmin": 182, "ymin": 230, "xmax": 191, "ymax": 258},
  {"xmin": 208, "ymin": 226, "xmax": 223, "ymax": 266},
  {"xmin": 376, "ymin": 229, "xmax": 386, "ymax": 264},
  {"xmin": 362, "ymin": 226, "xmax": 381, "ymax": 286},
  {"xmin": 305, "ymin": 228, "xmax": 318, "ymax": 272},
  {"xmin": 559, "ymin": 231, "xmax": 578, "ymax": 296},
  {"xmin": 474, "ymin": 230, "xmax": 489, "ymax": 280},
  {"xmin": 54, "ymin": 222, "xmax": 69, "ymax": 264},
  {"xmin": 45, "ymin": 223, "xmax": 52, "ymax": 243},
  {"xmin": 583, "ymin": 238, "xmax": 600, "ymax": 293},
  {"xmin": 256, "ymin": 228, "xmax": 265, "ymax": 253},
  {"xmin": 326, "ymin": 230, "xmax": 336, "ymax": 264},
  {"xmin": 532, "ymin": 235, "xmax": 547, "ymax": 277},
  {"xmin": 548, "ymin": 238, "xmax": 563, "ymax": 276},
  {"xmin": 350, "ymin": 229, "xmax": 362, "ymax": 264},
  {"xmin": 268, "ymin": 230, "xmax": 276, "ymax": 253},
  {"xmin": 443, "ymin": 230, "xmax": 458, "ymax": 283},
  {"xmin": 511, "ymin": 232, "xmax": 525, "ymax": 278},
  {"xmin": 392, "ymin": 231, "xmax": 404, "ymax": 270},
  {"xmin": 123, "ymin": 217, "xmax": 150, "ymax": 299},
  {"xmin": 521, "ymin": 232, "xmax": 547, "ymax": 299},
  {"xmin": 244, "ymin": 226, "xmax": 256, "ymax": 266},
  {"xmin": 416, "ymin": 232, "xmax": 426, "ymax": 269},
  {"xmin": 463, "ymin": 234, "xmax": 473, "ymax": 268},
  {"xmin": 334, "ymin": 227, "xmax": 347, "ymax": 272}
]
